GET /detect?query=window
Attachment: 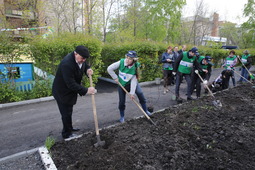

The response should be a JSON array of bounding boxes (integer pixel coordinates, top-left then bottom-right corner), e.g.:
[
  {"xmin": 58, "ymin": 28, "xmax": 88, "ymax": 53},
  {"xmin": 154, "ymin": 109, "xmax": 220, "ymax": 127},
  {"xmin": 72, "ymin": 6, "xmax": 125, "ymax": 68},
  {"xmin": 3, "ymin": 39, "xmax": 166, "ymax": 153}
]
[{"xmin": 7, "ymin": 67, "xmax": 20, "ymax": 79}]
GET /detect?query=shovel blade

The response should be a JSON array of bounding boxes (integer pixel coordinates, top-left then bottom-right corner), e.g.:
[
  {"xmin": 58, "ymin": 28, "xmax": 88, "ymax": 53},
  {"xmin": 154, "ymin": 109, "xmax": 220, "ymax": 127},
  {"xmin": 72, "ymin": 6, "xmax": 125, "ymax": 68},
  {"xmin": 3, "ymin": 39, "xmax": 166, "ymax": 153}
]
[
  {"xmin": 94, "ymin": 135, "xmax": 105, "ymax": 147},
  {"xmin": 213, "ymin": 100, "xmax": 222, "ymax": 108},
  {"xmin": 94, "ymin": 140, "xmax": 105, "ymax": 147}
]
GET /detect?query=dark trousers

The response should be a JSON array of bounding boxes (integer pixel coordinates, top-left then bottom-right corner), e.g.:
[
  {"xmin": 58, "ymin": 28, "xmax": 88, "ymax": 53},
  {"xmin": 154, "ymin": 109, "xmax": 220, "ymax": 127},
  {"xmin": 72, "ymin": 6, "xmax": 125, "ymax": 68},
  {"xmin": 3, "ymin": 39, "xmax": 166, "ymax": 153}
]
[
  {"xmin": 56, "ymin": 100, "xmax": 74, "ymax": 138},
  {"xmin": 175, "ymin": 72, "xmax": 192, "ymax": 98},
  {"xmin": 222, "ymin": 70, "xmax": 233, "ymax": 89},
  {"xmin": 118, "ymin": 83, "xmax": 147, "ymax": 117},
  {"xmin": 163, "ymin": 69, "xmax": 173, "ymax": 87},
  {"xmin": 191, "ymin": 73, "xmax": 205, "ymax": 97}
]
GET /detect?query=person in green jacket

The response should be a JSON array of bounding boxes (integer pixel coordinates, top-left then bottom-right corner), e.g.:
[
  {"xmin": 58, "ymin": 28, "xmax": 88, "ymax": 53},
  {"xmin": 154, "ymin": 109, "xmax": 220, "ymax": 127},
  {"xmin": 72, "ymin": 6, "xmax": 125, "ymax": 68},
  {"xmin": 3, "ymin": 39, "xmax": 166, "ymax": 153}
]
[
  {"xmin": 237, "ymin": 50, "xmax": 253, "ymax": 83},
  {"xmin": 107, "ymin": 51, "xmax": 152, "ymax": 123},
  {"xmin": 222, "ymin": 50, "xmax": 238, "ymax": 87},
  {"xmin": 173, "ymin": 47, "xmax": 202, "ymax": 101},
  {"xmin": 191, "ymin": 55, "xmax": 212, "ymax": 98}
]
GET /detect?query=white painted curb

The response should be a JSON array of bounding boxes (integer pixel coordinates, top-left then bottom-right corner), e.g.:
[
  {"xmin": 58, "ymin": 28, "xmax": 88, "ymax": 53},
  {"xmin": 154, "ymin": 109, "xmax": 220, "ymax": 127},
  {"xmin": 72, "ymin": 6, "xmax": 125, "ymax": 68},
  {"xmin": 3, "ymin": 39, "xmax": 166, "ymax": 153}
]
[{"xmin": 38, "ymin": 146, "xmax": 57, "ymax": 170}]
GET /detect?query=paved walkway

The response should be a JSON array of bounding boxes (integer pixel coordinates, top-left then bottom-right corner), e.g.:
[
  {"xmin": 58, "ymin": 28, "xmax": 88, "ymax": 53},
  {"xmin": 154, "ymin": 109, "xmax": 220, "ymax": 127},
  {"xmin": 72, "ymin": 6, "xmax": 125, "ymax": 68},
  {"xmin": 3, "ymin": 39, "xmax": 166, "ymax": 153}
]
[{"xmin": 0, "ymin": 67, "xmax": 253, "ymax": 159}]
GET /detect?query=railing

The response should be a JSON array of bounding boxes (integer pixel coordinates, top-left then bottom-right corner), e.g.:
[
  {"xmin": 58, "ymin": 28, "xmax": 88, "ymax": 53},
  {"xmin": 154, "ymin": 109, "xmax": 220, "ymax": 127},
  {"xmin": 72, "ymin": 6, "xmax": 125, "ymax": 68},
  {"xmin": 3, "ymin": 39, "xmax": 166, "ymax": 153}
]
[{"xmin": 15, "ymin": 81, "xmax": 35, "ymax": 91}]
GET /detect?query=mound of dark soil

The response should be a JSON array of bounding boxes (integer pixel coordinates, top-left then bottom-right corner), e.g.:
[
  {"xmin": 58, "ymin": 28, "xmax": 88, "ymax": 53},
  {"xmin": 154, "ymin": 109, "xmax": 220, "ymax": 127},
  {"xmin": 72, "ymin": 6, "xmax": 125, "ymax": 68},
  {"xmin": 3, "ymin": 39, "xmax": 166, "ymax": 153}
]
[{"xmin": 51, "ymin": 84, "xmax": 255, "ymax": 170}]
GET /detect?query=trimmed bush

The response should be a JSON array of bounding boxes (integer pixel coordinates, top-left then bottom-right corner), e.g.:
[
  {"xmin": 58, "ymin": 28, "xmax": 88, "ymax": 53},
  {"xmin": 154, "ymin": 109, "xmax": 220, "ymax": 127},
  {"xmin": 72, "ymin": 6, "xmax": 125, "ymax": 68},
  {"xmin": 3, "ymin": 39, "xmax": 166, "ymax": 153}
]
[
  {"xmin": 101, "ymin": 41, "xmax": 167, "ymax": 82},
  {"xmin": 29, "ymin": 33, "xmax": 103, "ymax": 85}
]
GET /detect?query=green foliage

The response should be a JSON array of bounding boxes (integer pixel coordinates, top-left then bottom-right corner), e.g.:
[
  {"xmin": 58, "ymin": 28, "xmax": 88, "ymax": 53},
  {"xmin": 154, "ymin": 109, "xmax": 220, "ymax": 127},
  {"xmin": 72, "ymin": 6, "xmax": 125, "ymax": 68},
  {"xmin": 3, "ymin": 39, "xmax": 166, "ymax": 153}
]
[
  {"xmin": 101, "ymin": 41, "xmax": 166, "ymax": 82},
  {"xmin": 0, "ymin": 82, "xmax": 23, "ymax": 103},
  {"xmin": 45, "ymin": 136, "xmax": 55, "ymax": 151},
  {"xmin": 0, "ymin": 78, "xmax": 53, "ymax": 104},
  {"xmin": 29, "ymin": 32, "xmax": 103, "ymax": 85},
  {"xmin": 29, "ymin": 79, "xmax": 53, "ymax": 99},
  {"xmin": 106, "ymin": 0, "xmax": 185, "ymax": 43}
]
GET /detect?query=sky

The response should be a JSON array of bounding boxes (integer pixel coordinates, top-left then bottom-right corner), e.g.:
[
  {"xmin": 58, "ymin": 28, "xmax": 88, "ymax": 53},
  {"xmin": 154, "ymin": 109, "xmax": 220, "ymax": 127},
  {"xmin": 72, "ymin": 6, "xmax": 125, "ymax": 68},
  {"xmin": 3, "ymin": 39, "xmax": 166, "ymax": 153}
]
[{"xmin": 182, "ymin": 0, "xmax": 248, "ymax": 24}]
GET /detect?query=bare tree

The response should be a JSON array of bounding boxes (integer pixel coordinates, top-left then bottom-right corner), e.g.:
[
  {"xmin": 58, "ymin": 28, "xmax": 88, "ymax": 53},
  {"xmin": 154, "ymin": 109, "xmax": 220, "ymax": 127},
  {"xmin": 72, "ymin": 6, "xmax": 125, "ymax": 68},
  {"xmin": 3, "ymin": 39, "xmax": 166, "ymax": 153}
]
[
  {"xmin": 84, "ymin": 0, "xmax": 98, "ymax": 34},
  {"xmin": 189, "ymin": 0, "xmax": 211, "ymax": 45},
  {"xmin": 63, "ymin": 0, "xmax": 82, "ymax": 33},
  {"xmin": 101, "ymin": 0, "xmax": 115, "ymax": 42},
  {"xmin": 46, "ymin": 0, "xmax": 69, "ymax": 34}
]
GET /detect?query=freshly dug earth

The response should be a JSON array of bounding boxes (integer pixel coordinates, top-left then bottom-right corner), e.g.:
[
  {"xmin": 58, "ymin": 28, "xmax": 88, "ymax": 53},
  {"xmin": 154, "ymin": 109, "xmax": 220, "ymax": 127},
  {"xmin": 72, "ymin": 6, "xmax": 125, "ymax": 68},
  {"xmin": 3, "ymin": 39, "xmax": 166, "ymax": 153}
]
[{"xmin": 51, "ymin": 84, "xmax": 255, "ymax": 170}]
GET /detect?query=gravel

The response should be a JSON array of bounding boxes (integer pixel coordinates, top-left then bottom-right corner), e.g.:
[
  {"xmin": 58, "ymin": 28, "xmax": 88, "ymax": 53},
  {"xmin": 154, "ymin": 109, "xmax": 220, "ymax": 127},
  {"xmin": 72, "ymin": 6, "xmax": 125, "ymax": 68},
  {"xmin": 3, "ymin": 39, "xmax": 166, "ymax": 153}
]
[{"xmin": 0, "ymin": 151, "xmax": 45, "ymax": 170}]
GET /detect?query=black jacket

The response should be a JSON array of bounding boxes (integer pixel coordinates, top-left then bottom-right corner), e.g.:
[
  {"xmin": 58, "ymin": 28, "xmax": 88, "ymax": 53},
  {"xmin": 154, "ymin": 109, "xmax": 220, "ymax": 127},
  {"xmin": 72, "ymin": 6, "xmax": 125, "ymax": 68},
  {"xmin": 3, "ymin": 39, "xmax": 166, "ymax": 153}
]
[{"xmin": 52, "ymin": 52, "xmax": 90, "ymax": 105}]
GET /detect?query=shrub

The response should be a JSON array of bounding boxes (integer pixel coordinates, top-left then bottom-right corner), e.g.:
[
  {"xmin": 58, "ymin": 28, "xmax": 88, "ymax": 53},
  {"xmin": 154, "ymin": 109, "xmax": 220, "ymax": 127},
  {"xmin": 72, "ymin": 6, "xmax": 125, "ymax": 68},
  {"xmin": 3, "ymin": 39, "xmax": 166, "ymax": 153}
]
[
  {"xmin": 0, "ymin": 82, "xmax": 23, "ymax": 103},
  {"xmin": 29, "ymin": 32, "xmax": 103, "ymax": 85},
  {"xmin": 101, "ymin": 41, "xmax": 167, "ymax": 82}
]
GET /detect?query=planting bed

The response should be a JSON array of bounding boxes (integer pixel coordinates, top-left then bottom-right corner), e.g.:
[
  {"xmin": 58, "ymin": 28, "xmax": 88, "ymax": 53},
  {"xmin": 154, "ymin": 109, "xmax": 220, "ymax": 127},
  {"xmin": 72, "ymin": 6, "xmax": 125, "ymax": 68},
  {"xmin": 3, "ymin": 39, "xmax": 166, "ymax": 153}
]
[{"xmin": 51, "ymin": 83, "xmax": 255, "ymax": 170}]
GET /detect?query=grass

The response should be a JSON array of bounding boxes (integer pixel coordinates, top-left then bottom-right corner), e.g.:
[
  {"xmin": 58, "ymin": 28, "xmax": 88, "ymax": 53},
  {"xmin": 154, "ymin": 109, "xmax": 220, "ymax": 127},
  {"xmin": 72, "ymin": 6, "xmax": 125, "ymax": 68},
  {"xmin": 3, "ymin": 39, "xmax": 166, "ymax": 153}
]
[{"xmin": 45, "ymin": 136, "xmax": 55, "ymax": 151}]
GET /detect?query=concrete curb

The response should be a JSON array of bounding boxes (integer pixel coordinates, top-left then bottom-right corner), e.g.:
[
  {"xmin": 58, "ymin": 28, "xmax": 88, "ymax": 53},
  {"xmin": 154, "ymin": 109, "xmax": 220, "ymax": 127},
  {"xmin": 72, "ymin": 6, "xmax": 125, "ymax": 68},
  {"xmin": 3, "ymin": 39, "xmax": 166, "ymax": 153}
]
[
  {"xmin": 0, "ymin": 78, "xmax": 160, "ymax": 109},
  {"xmin": 98, "ymin": 77, "xmax": 162, "ymax": 87},
  {"xmin": 0, "ymin": 147, "xmax": 39, "ymax": 164},
  {"xmin": 38, "ymin": 146, "xmax": 57, "ymax": 170},
  {"xmin": 0, "ymin": 96, "xmax": 54, "ymax": 109}
]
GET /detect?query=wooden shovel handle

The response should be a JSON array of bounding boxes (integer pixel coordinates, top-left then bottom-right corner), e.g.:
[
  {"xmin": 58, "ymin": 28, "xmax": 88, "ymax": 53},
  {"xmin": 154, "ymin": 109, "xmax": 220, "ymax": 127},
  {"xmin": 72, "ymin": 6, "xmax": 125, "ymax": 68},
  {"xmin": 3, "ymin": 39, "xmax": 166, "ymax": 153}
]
[
  {"xmin": 89, "ymin": 75, "xmax": 99, "ymax": 136},
  {"xmin": 196, "ymin": 71, "xmax": 215, "ymax": 98},
  {"xmin": 233, "ymin": 70, "xmax": 253, "ymax": 84}
]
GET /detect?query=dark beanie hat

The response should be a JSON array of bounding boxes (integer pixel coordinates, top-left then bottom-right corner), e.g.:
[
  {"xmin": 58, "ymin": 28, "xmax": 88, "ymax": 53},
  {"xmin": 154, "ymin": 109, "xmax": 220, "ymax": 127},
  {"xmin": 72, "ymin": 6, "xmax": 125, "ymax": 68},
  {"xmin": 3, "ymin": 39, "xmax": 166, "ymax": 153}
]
[{"xmin": 75, "ymin": 45, "xmax": 90, "ymax": 58}]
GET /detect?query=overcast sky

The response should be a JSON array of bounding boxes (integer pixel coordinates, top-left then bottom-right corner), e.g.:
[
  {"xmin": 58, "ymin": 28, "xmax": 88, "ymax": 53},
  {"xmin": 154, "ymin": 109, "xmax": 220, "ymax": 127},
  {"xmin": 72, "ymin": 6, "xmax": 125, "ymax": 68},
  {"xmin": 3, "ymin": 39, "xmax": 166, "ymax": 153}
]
[{"xmin": 182, "ymin": 0, "xmax": 248, "ymax": 24}]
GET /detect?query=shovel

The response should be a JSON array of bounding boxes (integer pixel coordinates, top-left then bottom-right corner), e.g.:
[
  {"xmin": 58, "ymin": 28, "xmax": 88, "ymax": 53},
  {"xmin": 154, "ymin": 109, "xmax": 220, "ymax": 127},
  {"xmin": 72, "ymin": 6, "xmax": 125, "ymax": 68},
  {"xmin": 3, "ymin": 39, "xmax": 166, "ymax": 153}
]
[
  {"xmin": 89, "ymin": 75, "xmax": 105, "ymax": 147},
  {"xmin": 195, "ymin": 70, "xmax": 222, "ymax": 108},
  {"xmin": 117, "ymin": 81, "xmax": 157, "ymax": 126},
  {"xmin": 237, "ymin": 56, "xmax": 255, "ymax": 80},
  {"xmin": 233, "ymin": 70, "xmax": 253, "ymax": 85}
]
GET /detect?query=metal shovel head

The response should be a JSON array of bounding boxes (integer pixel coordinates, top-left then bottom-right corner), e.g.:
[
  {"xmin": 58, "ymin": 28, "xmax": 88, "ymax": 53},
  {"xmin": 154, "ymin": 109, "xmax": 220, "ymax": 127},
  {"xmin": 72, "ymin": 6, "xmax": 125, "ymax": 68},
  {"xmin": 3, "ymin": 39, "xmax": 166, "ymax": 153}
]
[
  {"xmin": 94, "ymin": 135, "xmax": 105, "ymax": 147},
  {"xmin": 213, "ymin": 100, "xmax": 222, "ymax": 108}
]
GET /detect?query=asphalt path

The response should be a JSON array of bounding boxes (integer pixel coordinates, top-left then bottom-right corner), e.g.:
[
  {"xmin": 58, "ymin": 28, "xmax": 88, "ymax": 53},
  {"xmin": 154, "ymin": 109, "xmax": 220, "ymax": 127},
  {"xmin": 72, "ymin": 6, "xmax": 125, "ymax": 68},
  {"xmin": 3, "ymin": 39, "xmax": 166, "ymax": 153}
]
[{"xmin": 0, "ymin": 67, "xmax": 251, "ymax": 158}]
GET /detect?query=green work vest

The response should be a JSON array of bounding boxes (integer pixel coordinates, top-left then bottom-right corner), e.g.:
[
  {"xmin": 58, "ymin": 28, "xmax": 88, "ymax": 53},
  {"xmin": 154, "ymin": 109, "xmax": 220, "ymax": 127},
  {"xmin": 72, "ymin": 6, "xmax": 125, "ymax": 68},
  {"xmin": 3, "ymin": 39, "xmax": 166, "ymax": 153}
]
[
  {"xmin": 178, "ymin": 52, "xmax": 196, "ymax": 74},
  {"xmin": 118, "ymin": 59, "xmax": 140, "ymax": 86},
  {"xmin": 224, "ymin": 55, "xmax": 237, "ymax": 69},
  {"xmin": 241, "ymin": 54, "xmax": 250, "ymax": 64},
  {"xmin": 198, "ymin": 56, "xmax": 208, "ymax": 73}
]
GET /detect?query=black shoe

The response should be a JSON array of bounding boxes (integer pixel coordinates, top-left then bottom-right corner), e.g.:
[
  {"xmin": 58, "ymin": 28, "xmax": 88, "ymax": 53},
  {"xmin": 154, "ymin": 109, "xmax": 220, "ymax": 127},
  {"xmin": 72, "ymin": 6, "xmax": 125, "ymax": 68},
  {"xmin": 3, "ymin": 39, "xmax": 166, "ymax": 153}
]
[
  {"xmin": 176, "ymin": 97, "xmax": 183, "ymax": 103},
  {"xmin": 63, "ymin": 133, "xmax": 78, "ymax": 139},
  {"xmin": 187, "ymin": 97, "xmax": 194, "ymax": 100},
  {"xmin": 72, "ymin": 128, "xmax": 80, "ymax": 132}
]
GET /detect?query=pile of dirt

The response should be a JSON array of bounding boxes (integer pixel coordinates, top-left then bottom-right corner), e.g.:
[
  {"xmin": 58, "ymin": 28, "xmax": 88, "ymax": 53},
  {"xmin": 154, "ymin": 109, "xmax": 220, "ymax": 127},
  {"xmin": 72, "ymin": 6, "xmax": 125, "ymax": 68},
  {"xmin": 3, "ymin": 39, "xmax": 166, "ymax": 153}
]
[{"xmin": 51, "ymin": 84, "xmax": 255, "ymax": 170}]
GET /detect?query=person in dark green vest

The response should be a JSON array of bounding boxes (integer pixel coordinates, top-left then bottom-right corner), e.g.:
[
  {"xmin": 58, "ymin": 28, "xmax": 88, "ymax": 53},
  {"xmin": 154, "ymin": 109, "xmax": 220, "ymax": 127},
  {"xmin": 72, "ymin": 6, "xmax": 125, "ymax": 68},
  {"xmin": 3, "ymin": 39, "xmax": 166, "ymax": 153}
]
[
  {"xmin": 222, "ymin": 50, "xmax": 238, "ymax": 87},
  {"xmin": 237, "ymin": 50, "xmax": 253, "ymax": 83},
  {"xmin": 192, "ymin": 55, "xmax": 212, "ymax": 98},
  {"xmin": 173, "ymin": 47, "xmax": 202, "ymax": 101},
  {"xmin": 107, "ymin": 51, "xmax": 152, "ymax": 123}
]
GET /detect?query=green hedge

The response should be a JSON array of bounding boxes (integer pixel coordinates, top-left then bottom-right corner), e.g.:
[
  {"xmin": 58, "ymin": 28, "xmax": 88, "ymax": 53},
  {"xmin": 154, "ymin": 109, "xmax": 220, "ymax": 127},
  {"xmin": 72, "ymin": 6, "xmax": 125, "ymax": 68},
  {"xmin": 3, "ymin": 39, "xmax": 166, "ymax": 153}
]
[
  {"xmin": 197, "ymin": 47, "xmax": 255, "ymax": 67},
  {"xmin": 101, "ymin": 41, "xmax": 168, "ymax": 82},
  {"xmin": 29, "ymin": 33, "xmax": 103, "ymax": 85}
]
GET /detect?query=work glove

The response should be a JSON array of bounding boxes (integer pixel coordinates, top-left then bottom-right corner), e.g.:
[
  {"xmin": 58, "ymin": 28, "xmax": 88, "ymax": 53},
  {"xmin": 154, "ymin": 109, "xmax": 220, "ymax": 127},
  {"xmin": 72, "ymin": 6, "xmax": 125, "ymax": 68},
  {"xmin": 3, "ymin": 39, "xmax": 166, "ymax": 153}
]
[
  {"xmin": 194, "ymin": 70, "xmax": 199, "ymax": 74},
  {"xmin": 250, "ymin": 74, "xmax": 255, "ymax": 80},
  {"xmin": 172, "ymin": 72, "xmax": 176, "ymax": 76},
  {"xmin": 203, "ymin": 80, "xmax": 208, "ymax": 85}
]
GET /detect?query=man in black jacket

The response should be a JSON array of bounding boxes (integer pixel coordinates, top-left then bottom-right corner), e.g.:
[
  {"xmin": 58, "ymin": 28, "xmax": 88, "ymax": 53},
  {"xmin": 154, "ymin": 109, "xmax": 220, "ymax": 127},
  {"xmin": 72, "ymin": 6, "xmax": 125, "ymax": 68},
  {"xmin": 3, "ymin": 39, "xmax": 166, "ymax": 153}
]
[{"xmin": 52, "ymin": 45, "xmax": 96, "ymax": 139}]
